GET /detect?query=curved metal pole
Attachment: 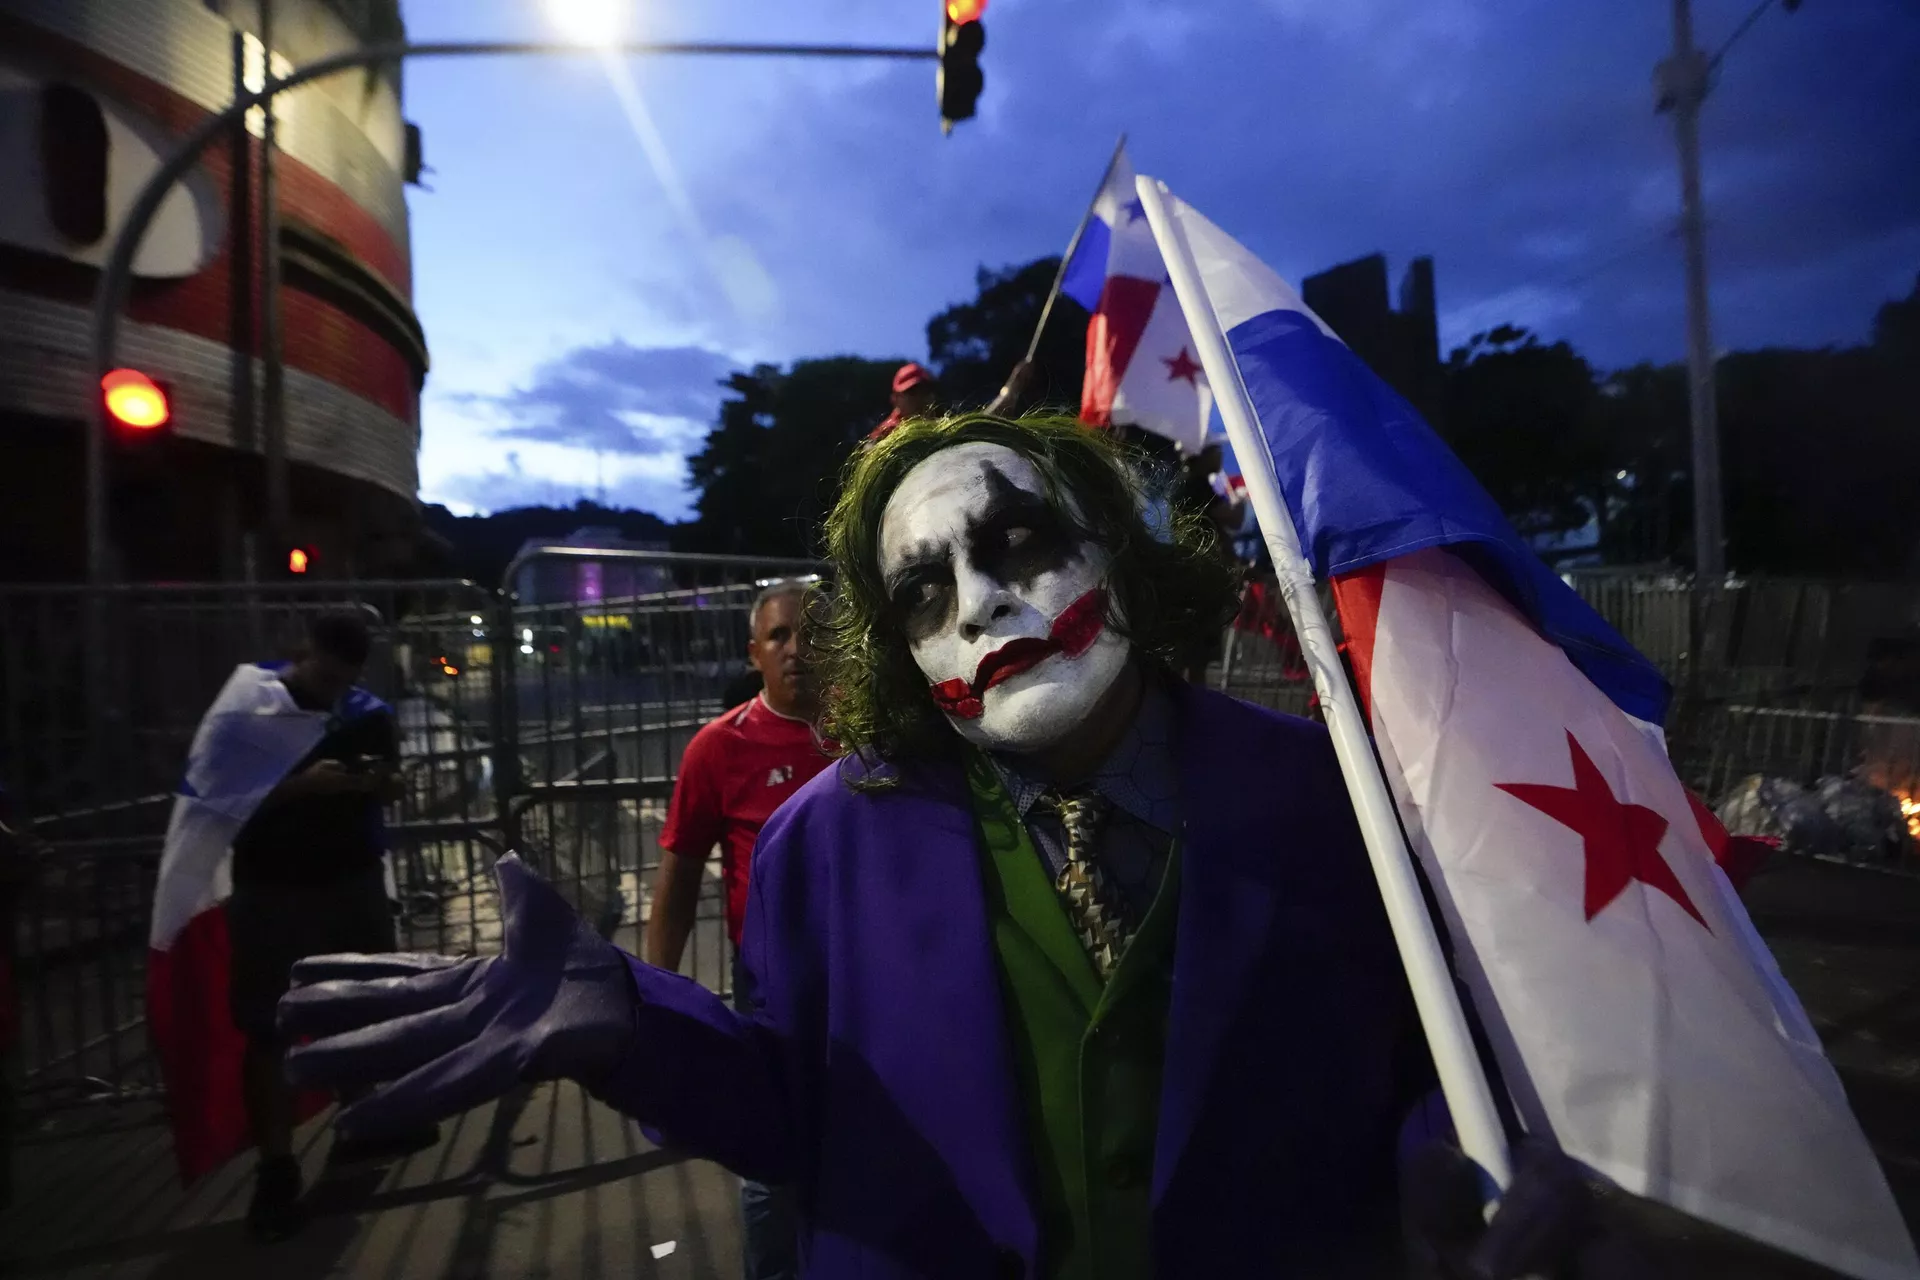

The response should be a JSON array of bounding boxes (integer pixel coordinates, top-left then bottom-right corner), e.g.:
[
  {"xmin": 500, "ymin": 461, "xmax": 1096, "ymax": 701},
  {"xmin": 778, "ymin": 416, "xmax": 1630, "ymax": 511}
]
[{"xmin": 86, "ymin": 37, "xmax": 938, "ymax": 584}]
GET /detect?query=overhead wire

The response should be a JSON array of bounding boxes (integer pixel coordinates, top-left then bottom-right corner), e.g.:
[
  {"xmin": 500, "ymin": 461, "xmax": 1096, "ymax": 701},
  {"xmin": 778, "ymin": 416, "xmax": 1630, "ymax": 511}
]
[{"xmin": 1443, "ymin": 223, "xmax": 1680, "ymax": 343}]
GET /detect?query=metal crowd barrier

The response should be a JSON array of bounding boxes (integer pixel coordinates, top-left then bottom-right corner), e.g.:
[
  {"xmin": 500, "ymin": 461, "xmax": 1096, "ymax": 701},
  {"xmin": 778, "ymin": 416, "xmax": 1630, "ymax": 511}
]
[
  {"xmin": 0, "ymin": 552, "xmax": 821, "ymax": 1112},
  {"xmin": 7, "ymin": 562, "xmax": 1920, "ymax": 1111}
]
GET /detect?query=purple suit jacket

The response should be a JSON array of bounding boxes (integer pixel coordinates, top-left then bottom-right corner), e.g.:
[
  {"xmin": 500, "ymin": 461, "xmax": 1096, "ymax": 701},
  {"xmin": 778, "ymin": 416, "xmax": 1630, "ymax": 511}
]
[{"xmin": 600, "ymin": 683, "xmax": 1430, "ymax": 1278}]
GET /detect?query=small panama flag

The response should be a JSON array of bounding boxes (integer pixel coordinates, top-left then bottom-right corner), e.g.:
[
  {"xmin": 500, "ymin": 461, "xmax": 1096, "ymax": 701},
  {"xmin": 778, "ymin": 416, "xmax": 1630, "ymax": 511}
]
[{"xmin": 1055, "ymin": 144, "xmax": 1214, "ymax": 455}]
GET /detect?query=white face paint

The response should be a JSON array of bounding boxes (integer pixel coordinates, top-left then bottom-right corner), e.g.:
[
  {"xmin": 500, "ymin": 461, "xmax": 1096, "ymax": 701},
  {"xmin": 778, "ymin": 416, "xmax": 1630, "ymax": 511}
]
[{"xmin": 877, "ymin": 442, "xmax": 1132, "ymax": 753}]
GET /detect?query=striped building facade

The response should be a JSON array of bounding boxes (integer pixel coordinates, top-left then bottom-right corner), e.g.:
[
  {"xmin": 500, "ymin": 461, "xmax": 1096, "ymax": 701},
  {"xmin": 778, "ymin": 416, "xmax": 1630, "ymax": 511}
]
[{"xmin": 0, "ymin": 0, "xmax": 429, "ymax": 581}]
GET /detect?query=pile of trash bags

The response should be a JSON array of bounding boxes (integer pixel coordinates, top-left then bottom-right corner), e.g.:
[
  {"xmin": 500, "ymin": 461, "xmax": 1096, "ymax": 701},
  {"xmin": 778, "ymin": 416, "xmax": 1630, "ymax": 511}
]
[{"xmin": 1717, "ymin": 773, "xmax": 1917, "ymax": 867}]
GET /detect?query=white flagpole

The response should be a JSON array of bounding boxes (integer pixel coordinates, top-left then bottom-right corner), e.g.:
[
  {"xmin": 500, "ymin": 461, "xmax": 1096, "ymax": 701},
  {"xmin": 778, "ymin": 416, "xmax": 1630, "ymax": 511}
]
[{"xmin": 1134, "ymin": 175, "xmax": 1517, "ymax": 1196}]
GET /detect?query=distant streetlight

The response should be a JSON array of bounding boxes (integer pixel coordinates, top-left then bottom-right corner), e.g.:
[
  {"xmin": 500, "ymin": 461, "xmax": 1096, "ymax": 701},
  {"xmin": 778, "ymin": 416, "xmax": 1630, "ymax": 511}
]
[{"xmin": 548, "ymin": 0, "xmax": 629, "ymax": 46}]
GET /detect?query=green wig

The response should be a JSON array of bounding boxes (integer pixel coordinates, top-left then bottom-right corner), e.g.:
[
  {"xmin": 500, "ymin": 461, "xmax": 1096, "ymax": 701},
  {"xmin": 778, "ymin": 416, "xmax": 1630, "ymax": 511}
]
[{"xmin": 815, "ymin": 412, "xmax": 1241, "ymax": 768}]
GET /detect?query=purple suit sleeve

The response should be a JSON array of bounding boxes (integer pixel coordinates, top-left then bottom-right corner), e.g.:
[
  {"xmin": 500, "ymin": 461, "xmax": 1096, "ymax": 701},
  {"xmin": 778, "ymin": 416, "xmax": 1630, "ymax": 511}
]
[
  {"xmin": 586, "ymin": 789, "xmax": 824, "ymax": 1187},
  {"xmin": 587, "ymin": 958, "xmax": 799, "ymax": 1185},
  {"xmin": 1398, "ymin": 1087, "xmax": 1456, "ymax": 1172}
]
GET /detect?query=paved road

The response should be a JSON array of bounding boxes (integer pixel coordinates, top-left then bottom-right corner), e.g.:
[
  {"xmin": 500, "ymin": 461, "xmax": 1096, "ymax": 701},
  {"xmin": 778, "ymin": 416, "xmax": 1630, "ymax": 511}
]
[{"xmin": 1, "ymin": 1083, "xmax": 743, "ymax": 1280}]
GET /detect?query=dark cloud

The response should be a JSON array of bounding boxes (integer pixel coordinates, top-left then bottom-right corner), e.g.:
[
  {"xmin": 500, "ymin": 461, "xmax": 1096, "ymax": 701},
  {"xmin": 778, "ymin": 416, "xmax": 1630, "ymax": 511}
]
[
  {"xmin": 469, "ymin": 341, "xmax": 740, "ymax": 455},
  {"xmin": 649, "ymin": 0, "xmax": 1920, "ymax": 370},
  {"xmin": 408, "ymin": 0, "xmax": 1920, "ymax": 519}
]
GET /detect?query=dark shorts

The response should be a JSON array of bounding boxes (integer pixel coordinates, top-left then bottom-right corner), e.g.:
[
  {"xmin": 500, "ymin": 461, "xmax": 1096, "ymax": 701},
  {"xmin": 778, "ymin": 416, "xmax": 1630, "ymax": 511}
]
[{"xmin": 228, "ymin": 865, "xmax": 396, "ymax": 1044}]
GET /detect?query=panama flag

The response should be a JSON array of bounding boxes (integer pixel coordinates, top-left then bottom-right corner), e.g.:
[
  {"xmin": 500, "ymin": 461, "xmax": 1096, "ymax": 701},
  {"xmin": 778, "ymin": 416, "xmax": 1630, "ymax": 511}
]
[
  {"xmin": 1139, "ymin": 182, "xmax": 1919, "ymax": 1279},
  {"xmin": 146, "ymin": 663, "xmax": 368, "ymax": 1181},
  {"xmin": 1057, "ymin": 146, "xmax": 1213, "ymax": 453}
]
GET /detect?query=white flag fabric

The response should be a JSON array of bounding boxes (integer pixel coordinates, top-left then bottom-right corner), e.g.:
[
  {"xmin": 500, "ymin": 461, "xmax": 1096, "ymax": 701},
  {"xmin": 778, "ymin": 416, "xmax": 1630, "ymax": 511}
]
[
  {"xmin": 150, "ymin": 663, "xmax": 329, "ymax": 950},
  {"xmin": 1144, "ymin": 184, "xmax": 1920, "ymax": 1280},
  {"xmin": 1351, "ymin": 549, "xmax": 1915, "ymax": 1278},
  {"xmin": 146, "ymin": 662, "xmax": 392, "ymax": 1182}
]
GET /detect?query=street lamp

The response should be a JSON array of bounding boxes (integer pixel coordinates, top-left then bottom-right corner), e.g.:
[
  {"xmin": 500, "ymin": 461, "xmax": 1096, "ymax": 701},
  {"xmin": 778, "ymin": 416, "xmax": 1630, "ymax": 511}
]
[
  {"xmin": 85, "ymin": 35, "xmax": 944, "ymax": 586},
  {"xmin": 548, "ymin": 0, "xmax": 628, "ymax": 45}
]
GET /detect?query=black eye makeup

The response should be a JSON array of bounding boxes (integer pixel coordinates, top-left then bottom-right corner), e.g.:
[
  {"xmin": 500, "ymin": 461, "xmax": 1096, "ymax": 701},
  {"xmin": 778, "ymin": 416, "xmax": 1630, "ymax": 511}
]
[
  {"xmin": 966, "ymin": 464, "xmax": 1081, "ymax": 589},
  {"xmin": 886, "ymin": 554, "xmax": 958, "ymax": 641}
]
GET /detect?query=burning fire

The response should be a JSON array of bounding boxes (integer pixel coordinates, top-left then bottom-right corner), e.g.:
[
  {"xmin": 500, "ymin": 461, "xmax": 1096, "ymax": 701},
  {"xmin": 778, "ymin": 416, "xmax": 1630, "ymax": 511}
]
[{"xmin": 1900, "ymin": 794, "xmax": 1920, "ymax": 841}]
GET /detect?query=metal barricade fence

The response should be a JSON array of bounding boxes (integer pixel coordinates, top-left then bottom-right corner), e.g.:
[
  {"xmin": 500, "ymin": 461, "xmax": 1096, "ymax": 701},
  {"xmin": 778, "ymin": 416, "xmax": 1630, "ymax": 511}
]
[
  {"xmin": 0, "ymin": 579, "xmax": 499, "ymax": 1109},
  {"xmin": 495, "ymin": 549, "xmax": 826, "ymax": 999},
  {"xmin": 1211, "ymin": 577, "xmax": 1326, "ymax": 720},
  {"xmin": 0, "ymin": 554, "xmax": 823, "ymax": 1114},
  {"xmin": 1566, "ymin": 572, "xmax": 1920, "ymax": 698},
  {"xmin": 8, "ymin": 560, "xmax": 1920, "ymax": 1112}
]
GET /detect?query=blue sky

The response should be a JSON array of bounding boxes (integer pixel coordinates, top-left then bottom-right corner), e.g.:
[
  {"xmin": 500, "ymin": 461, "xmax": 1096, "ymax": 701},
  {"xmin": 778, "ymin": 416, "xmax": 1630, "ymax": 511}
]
[{"xmin": 400, "ymin": 0, "xmax": 1920, "ymax": 520}]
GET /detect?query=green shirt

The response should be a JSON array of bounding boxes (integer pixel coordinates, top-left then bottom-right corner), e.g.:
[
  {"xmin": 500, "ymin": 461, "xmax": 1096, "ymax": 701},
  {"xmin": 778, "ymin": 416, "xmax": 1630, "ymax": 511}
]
[{"xmin": 965, "ymin": 749, "xmax": 1183, "ymax": 1280}]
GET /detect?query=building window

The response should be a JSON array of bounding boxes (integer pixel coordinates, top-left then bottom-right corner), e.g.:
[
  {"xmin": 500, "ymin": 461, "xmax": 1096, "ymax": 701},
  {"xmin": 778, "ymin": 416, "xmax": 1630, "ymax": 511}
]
[{"xmin": 39, "ymin": 83, "xmax": 109, "ymax": 246}]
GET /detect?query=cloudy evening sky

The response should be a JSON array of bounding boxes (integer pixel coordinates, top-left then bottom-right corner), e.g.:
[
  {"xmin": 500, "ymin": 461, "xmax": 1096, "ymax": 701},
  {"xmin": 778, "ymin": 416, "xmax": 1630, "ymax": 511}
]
[{"xmin": 399, "ymin": 0, "xmax": 1920, "ymax": 520}]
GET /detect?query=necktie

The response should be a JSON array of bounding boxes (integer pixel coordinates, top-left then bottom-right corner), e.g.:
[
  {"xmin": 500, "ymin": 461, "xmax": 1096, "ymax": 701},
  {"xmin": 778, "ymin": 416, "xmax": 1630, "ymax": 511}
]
[{"xmin": 1042, "ymin": 790, "xmax": 1131, "ymax": 980}]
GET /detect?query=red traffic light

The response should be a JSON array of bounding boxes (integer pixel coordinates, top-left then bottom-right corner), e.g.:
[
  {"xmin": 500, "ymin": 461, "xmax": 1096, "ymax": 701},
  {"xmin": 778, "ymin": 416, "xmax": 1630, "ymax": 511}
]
[
  {"xmin": 102, "ymin": 368, "xmax": 170, "ymax": 429},
  {"xmin": 288, "ymin": 547, "xmax": 311, "ymax": 575},
  {"xmin": 939, "ymin": 9, "xmax": 986, "ymax": 129}
]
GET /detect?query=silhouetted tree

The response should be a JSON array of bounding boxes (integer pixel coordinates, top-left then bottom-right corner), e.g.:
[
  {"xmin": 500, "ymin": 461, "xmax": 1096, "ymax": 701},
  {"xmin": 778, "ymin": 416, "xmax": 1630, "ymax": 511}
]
[
  {"xmin": 1589, "ymin": 362, "xmax": 1688, "ymax": 566},
  {"xmin": 1873, "ymin": 271, "xmax": 1920, "ymax": 362},
  {"xmin": 422, "ymin": 500, "xmax": 674, "ymax": 588},
  {"xmin": 926, "ymin": 258, "xmax": 1087, "ymax": 414},
  {"xmin": 683, "ymin": 356, "xmax": 897, "ymax": 557},
  {"xmin": 660, "ymin": 262, "xmax": 1920, "ymax": 579},
  {"xmin": 678, "ymin": 259, "xmax": 1092, "ymax": 556},
  {"xmin": 1441, "ymin": 326, "xmax": 1608, "ymax": 538},
  {"xmin": 1718, "ymin": 343, "xmax": 1920, "ymax": 576}
]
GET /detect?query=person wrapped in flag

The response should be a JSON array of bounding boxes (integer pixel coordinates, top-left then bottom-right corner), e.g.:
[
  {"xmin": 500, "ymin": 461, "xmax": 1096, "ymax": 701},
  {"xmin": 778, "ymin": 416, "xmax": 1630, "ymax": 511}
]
[
  {"xmin": 147, "ymin": 610, "xmax": 428, "ymax": 1241},
  {"xmin": 279, "ymin": 414, "xmax": 1674, "ymax": 1279}
]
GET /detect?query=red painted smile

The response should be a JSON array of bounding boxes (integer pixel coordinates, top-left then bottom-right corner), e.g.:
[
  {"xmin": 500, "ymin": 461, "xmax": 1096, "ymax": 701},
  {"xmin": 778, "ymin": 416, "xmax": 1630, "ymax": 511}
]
[{"xmin": 928, "ymin": 588, "xmax": 1108, "ymax": 720}]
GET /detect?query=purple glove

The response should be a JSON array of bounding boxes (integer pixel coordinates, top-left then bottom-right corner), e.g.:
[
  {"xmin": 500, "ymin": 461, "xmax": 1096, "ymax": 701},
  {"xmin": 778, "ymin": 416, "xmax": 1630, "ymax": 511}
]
[
  {"xmin": 1404, "ymin": 1138, "xmax": 1664, "ymax": 1280},
  {"xmin": 278, "ymin": 855, "xmax": 639, "ymax": 1137}
]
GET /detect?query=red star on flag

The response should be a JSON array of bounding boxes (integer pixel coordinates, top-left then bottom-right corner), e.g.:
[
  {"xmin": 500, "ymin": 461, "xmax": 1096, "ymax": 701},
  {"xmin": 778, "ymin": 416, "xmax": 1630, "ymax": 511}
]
[
  {"xmin": 1163, "ymin": 347, "xmax": 1202, "ymax": 385},
  {"xmin": 1495, "ymin": 731, "xmax": 1710, "ymax": 931}
]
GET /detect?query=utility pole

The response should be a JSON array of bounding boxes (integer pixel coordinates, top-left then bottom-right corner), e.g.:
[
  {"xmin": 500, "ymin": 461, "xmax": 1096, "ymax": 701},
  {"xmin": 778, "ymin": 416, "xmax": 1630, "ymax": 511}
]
[
  {"xmin": 260, "ymin": 0, "xmax": 291, "ymax": 558},
  {"xmin": 1656, "ymin": 0, "xmax": 1724, "ymax": 579},
  {"xmin": 227, "ymin": 30, "xmax": 256, "ymax": 584}
]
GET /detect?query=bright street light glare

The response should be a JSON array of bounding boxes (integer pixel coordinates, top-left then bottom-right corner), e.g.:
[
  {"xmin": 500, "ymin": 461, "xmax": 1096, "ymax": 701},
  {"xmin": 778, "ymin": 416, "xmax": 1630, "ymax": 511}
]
[{"xmin": 547, "ymin": 0, "xmax": 627, "ymax": 45}]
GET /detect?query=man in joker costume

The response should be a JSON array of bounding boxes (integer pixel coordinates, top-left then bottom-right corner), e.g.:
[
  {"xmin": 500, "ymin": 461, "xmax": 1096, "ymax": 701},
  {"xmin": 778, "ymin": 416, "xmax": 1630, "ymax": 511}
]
[{"xmin": 282, "ymin": 416, "xmax": 1655, "ymax": 1278}]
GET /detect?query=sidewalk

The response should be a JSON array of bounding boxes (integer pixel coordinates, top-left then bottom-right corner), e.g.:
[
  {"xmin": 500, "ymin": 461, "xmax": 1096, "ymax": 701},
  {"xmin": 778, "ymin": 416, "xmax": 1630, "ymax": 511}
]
[
  {"xmin": 0, "ymin": 1083, "xmax": 742, "ymax": 1279},
  {"xmin": 2, "ymin": 854, "xmax": 1915, "ymax": 1278}
]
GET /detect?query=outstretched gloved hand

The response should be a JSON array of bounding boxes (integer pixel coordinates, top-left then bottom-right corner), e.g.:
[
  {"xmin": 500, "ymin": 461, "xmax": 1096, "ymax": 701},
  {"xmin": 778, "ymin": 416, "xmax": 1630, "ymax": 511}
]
[
  {"xmin": 1403, "ymin": 1137, "xmax": 1664, "ymax": 1280},
  {"xmin": 278, "ymin": 855, "xmax": 639, "ymax": 1137}
]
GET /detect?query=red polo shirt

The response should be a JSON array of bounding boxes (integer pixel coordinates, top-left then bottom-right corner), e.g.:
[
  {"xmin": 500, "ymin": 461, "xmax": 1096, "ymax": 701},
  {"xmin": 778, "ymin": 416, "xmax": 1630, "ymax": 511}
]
[{"xmin": 660, "ymin": 695, "xmax": 833, "ymax": 945}]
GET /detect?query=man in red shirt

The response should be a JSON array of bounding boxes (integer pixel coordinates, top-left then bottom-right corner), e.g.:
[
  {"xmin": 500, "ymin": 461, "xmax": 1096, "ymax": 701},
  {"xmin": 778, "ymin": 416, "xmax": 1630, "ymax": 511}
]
[{"xmin": 645, "ymin": 579, "xmax": 830, "ymax": 1280}]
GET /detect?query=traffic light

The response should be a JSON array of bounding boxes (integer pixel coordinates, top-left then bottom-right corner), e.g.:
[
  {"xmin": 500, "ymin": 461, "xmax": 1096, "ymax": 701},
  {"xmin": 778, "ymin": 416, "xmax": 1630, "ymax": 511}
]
[
  {"xmin": 939, "ymin": 0, "xmax": 986, "ymax": 133},
  {"xmin": 102, "ymin": 368, "xmax": 172, "ymax": 434},
  {"xmin": 101, "ymin": 368, "xmax": 177, "ymax": 577}
]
